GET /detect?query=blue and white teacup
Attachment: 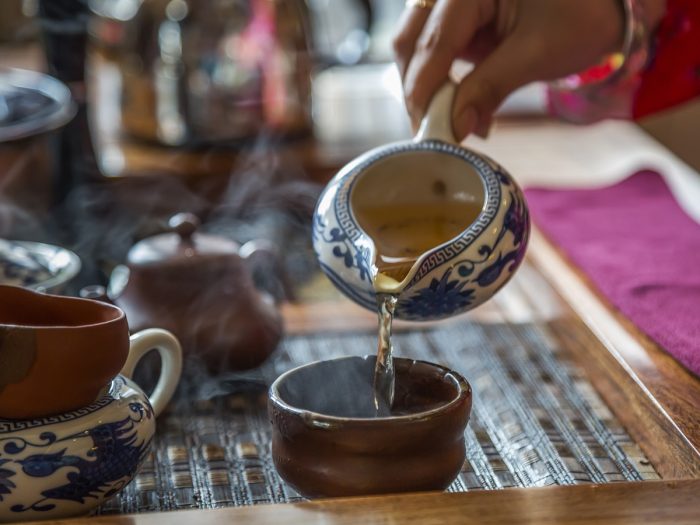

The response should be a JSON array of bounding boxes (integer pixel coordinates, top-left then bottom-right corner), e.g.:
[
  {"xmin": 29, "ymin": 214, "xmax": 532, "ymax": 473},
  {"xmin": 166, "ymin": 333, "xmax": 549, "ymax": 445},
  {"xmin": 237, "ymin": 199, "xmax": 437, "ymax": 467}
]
[
  {"xmin": 0, "ymin": 329, "xmax": 182, "ymax": 522},
  {"xmin": 313, "ymin": 82, "xmax": 530, "ymax": 321}
]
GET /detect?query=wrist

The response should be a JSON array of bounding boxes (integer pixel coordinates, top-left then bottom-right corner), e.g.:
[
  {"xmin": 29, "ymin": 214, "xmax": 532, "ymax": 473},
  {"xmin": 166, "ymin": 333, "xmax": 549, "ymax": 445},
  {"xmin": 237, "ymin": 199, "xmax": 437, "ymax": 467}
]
[{"xmin": 547, "ymin": 0, "xmax": 652, "ymax": 123}]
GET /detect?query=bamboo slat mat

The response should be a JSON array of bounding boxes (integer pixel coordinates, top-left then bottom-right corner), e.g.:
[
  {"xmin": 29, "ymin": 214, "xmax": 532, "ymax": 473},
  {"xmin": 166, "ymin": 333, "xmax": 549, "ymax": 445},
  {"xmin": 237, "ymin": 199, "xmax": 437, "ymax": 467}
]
[{"xmin": 96, "ymin": 320, "xmax": 658, "ymax": 515}]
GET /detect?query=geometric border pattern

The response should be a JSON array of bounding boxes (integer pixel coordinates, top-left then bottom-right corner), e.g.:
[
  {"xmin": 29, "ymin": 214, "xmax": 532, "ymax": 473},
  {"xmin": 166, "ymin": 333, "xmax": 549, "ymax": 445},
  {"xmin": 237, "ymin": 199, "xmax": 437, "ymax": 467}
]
[{"xmin": 332, "ymin": 140, "xmax": 502, "ymax": 290}]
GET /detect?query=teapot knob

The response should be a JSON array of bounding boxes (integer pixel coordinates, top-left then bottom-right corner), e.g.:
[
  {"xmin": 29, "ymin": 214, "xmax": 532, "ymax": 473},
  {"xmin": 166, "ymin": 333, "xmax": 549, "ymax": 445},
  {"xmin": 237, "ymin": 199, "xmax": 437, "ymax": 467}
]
[{"xmin": 169, "ymin": 213, "xmax": 200, "ymax": 242}]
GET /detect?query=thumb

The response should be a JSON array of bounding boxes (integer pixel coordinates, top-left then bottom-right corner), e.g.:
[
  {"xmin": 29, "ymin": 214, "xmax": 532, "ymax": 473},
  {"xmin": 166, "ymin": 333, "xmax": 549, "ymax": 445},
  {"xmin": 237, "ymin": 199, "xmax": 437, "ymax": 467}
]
[{"xmin": 452, "ymin": 35, "xmax": 539, "ymax": 140}]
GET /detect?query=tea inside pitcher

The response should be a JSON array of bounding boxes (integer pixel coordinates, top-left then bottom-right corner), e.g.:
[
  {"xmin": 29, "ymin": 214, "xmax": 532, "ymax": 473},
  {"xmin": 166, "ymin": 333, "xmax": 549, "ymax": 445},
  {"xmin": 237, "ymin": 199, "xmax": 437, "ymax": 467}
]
[
  {"xmin": 350, "ymin": 151, "xmax": 485, "ymax": 414},
  {"xmin": 351, "ymin": 151, "xmax": 485, "ymax": 291},
  {"xmin": 354, "ymin": 200, "xmax": 483, "ymax": 288}
]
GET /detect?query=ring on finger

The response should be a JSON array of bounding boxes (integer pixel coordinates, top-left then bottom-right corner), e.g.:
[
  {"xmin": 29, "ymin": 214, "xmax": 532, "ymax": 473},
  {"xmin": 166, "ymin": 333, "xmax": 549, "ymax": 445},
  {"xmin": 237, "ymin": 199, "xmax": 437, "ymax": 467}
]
[{"xmin": 405, "ymin": 0, "xmax": 437, "ymax": 9}]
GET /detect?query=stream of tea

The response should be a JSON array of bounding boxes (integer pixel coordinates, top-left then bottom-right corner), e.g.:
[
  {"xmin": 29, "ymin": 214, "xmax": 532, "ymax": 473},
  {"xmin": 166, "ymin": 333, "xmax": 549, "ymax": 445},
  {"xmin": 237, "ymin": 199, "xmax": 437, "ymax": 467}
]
[
  {"xmin": 373, "ymin": 292, "xmax": 397, "ymax": 416},
  {"xmin": 354, "ymin": 199, "xmax": 482, "ymax": 415}
]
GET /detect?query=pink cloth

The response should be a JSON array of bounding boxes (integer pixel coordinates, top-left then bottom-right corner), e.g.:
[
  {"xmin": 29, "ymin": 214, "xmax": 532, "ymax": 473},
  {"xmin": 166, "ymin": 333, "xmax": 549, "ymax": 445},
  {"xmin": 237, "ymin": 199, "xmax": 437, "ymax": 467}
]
[{"xmin": 525, "ymin": 171, "xmax": 700, "ymax": 376}]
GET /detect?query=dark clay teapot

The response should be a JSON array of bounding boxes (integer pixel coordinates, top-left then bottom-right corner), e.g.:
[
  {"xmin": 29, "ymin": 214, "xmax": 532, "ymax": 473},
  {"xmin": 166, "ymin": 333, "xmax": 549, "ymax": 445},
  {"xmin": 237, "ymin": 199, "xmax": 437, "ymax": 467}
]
[{"xmin": 104, "ymin": 213, "xmax": 283, "ymax": 373}]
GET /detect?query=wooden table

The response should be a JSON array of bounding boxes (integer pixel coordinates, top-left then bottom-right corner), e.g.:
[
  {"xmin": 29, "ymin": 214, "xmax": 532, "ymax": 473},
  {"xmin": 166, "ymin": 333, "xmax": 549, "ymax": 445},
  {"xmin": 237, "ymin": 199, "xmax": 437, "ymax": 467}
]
[
  {"xmin": 25, "ymin": 481, "xmax": 700, "ymax": 525},
  {"xmin": 4, "ymin": 41, "xmax": 699, "ymax": 523},
  {"xmin": 34, "ymin": 112, "xmax": 697, "ymax": 523}
]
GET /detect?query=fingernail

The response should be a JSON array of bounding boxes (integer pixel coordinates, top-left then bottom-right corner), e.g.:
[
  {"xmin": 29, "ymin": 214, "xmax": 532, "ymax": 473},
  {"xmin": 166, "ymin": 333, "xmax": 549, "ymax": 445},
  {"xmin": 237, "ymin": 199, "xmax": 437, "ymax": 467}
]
[
  {"xmin": 454, "ymin": 105, "xmax": 478, "ymax": 141},
  {"xmin": 475, "ymin": 119, "xmax": 492, "ymax": 139}
]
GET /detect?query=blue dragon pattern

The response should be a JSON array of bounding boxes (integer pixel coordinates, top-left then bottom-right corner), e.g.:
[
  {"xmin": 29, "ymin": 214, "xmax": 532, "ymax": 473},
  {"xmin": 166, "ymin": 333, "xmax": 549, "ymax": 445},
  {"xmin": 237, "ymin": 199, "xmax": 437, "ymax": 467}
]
[{"xmin": 0, "ymin": 402, "xmax": 153, "ymax": 514}]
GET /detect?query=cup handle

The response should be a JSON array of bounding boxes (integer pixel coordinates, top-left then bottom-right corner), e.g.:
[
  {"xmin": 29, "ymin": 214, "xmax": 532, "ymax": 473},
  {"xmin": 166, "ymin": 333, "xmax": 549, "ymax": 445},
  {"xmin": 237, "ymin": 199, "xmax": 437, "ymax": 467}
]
[
  {"xmin": 414, "ymin": 81, "xmax": 458, "ymax": 144},
  {"xmin": 120, "ymin": 329, "xmax": 183, "ymax": 417}
]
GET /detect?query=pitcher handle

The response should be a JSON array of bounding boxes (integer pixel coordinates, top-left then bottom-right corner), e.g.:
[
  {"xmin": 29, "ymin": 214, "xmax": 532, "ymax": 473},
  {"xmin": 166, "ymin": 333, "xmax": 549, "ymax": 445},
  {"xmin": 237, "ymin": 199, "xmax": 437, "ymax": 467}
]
[
  {"xmin": 414, "ymin": 81, "xmax": 458, "ymax": 144},
  {"xmin": 120, "ymin": 329, "xmax": 183, "ymax": 417}
]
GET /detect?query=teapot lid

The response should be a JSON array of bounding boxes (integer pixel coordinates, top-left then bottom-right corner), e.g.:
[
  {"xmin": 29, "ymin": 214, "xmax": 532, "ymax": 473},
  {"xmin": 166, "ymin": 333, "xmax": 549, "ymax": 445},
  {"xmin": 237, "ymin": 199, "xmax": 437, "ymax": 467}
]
[{"xmin": 127, "ymin": 213, "xmax": 240, "ymax": 266}]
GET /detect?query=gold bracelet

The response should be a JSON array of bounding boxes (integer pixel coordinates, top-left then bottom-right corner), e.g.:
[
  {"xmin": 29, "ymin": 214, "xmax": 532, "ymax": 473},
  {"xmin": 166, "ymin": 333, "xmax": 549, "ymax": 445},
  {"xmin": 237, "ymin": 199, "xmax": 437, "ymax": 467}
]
[{"xmin": 548, "ymin": 0, "xmax": 650, "ymax": 123}]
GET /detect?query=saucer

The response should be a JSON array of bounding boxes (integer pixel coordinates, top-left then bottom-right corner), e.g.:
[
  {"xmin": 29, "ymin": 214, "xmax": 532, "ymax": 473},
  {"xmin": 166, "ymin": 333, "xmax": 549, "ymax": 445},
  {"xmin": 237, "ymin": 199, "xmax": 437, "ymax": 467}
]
[{"xmin": 0, "ymin": 240, "xmax": 80, "ymax": 293}]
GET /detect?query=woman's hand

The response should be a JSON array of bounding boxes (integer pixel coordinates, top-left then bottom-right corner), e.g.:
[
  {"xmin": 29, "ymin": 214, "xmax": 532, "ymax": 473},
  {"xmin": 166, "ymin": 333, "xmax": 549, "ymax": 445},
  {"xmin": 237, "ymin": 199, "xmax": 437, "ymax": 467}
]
[{"xmin": 394, "ymin": 0, "xmax": 630, "ymax": 140}]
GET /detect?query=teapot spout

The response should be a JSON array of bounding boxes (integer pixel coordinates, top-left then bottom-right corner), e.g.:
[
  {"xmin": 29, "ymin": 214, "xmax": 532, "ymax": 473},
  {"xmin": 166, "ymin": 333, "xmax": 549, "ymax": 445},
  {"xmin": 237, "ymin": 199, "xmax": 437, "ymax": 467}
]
[{"xmin": 370, "ymin": 253, "xmax": 427, "ymax": 295}]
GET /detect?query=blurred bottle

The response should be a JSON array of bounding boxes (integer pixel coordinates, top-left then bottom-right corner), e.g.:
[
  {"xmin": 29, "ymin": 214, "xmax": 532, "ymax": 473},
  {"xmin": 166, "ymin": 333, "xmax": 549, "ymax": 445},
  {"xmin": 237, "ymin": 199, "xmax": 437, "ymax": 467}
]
[{"xmin": 0, "ymin": 0, "xmax": 39, "ymax": 44}]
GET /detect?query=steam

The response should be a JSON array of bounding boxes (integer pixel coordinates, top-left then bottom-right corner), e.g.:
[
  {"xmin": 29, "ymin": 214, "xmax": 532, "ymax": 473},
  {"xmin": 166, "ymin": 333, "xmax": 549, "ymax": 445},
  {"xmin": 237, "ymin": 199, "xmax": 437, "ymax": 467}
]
[
  {"xmin": 0, "ymin": 143, "xmax": 50, "ymax": 241},
  {"xmin": 60, "ymin": 134, "xmax": 320, "ymax": 401},
  {"xmin": 174, "ymin": 135, "xmax": 320, "ymax": 400},
  {"xmin": 2, "ymin": 128, "xmax": 320, "ymax": 402},
  {"xmin": 0, "ymin": 196, "xmax": 46, "ymax": 243},
  {"xmin": 57, "ymin": 174, "xmax": 210, "ymax": 284},
  {"xmin": 1, "ymin": 1, "xmax": 325, "ymax": 404}
]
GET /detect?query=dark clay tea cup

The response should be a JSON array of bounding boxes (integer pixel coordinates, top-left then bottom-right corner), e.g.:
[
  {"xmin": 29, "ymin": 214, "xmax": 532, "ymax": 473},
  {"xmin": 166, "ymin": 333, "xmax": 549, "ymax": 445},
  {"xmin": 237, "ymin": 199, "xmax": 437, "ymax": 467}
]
[
  {"xmin": 268, "ymin": 355, "xmax": 472, "ymax": 498},
  {"xmin": 0, "ymin": 285, "xmax": 181, "ymax": 419}
]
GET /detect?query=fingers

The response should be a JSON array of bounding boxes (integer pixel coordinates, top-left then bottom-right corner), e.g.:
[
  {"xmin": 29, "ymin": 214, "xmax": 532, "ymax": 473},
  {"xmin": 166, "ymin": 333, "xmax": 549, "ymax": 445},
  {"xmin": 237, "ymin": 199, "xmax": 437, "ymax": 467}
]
[
  {"xmin": 474, "ymin": 114, "xmax": 493, "ymax": 139},
  {"xmin": 452, "ymin": 34, "xmax": 540, "ymax": 140},
  {"xmin": 393, "ymin": 4, "xmax": 433, "ymax": 80},
  {"xmin": 402, "ymin": 0, "xmax": 492, "ymax": 128}
]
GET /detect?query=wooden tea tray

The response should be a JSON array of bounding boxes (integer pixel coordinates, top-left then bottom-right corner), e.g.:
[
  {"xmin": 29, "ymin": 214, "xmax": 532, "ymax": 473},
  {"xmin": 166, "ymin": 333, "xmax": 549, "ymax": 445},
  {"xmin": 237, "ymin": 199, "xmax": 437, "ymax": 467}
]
[
  {"xmin": 40, "ymin": 105, "xmax": 700, "ymax": 524},
  {"xmin": 26, "ymin": 481, "xmax": 699, "ymax": 525},
  {"xmin": 86, "ymin": 261, "xmax": 656, "ymax": 517},
  {"xmin": 35, "ymin": 226, "xmax": 700, "ymax": 523}
]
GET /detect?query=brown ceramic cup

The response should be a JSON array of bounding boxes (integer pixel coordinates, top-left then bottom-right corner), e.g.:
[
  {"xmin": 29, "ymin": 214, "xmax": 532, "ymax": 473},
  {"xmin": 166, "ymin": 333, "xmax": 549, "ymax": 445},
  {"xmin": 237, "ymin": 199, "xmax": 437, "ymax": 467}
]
[
  {"xmin": 269, "ymin": 355, "xmax": 472, "ymax": 498},
  {"xmin": 0, "ymin": 285, "xmax": 182, "ymax": 419}
]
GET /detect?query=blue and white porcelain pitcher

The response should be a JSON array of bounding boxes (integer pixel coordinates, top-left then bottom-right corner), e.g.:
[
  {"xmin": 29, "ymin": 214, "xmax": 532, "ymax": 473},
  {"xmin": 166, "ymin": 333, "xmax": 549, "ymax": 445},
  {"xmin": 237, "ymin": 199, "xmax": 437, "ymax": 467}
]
[{"xmin": 313, "ymin": 82, "xmax": 530, "ymax": 321}]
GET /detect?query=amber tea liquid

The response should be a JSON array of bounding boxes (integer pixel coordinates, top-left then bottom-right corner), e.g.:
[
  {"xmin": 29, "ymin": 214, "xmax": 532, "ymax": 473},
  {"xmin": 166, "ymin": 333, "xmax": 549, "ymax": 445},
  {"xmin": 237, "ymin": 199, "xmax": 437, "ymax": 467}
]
[
  {"xmin": 354, "ymin": 199, "xmax": 482, "ymax": 414},
  {"xmin": 373, "ymin": 293, "xmax": 397, "ymax": 416},
  {"xmin": 355, "ymin": 201, "xmax": 482, "ymax": 287}
]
